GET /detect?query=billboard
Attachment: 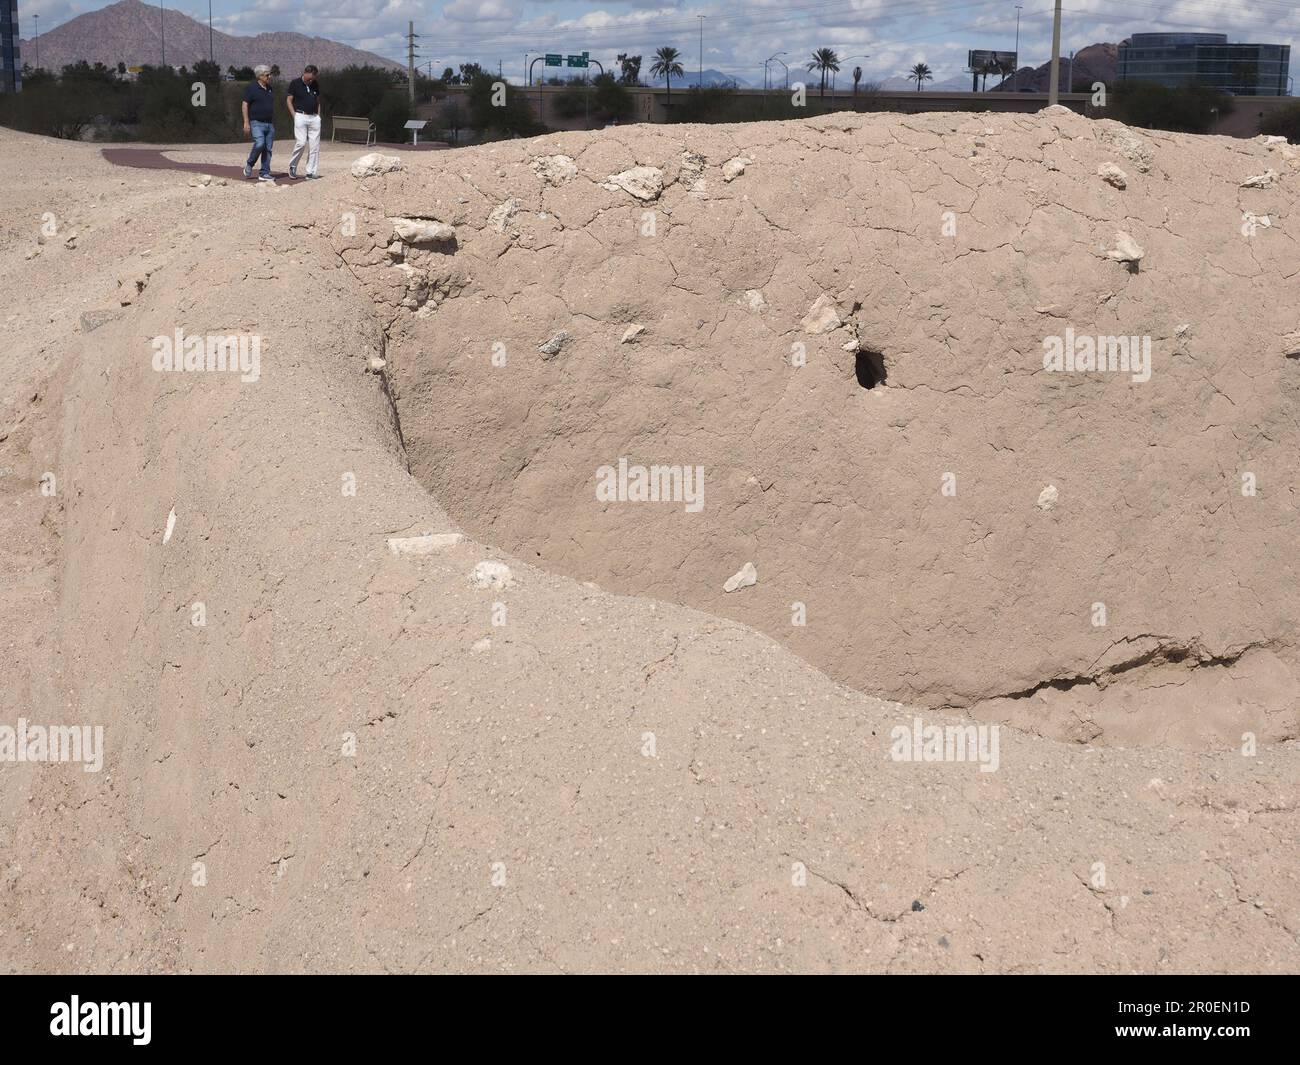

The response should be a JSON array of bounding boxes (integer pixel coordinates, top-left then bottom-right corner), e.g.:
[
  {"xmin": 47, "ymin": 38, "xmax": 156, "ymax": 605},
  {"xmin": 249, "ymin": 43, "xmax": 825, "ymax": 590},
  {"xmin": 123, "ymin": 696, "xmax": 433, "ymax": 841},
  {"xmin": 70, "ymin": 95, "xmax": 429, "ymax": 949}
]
[{"xmin": 968, "ymin": 49, "xmax": 1017, "ymax": 72}]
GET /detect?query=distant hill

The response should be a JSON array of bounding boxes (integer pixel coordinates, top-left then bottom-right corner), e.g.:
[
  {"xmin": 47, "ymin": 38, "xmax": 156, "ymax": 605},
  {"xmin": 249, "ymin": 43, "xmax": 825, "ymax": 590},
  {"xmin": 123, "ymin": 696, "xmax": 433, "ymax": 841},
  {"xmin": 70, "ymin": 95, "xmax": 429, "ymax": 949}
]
[
  {"xmin": 992, "ymin": 42, "xmax": 1117, "ymax": 92},
  {"xmin": 878, "ymin": 74, "xmax": 970, "ymax": 92},
  {"xmin": 18, "ymin": 0, "xmax": 402, "ymax": 75},
  {"xmin": 647, "ymin": 69, "xmax": 752, "ymax": 89}
]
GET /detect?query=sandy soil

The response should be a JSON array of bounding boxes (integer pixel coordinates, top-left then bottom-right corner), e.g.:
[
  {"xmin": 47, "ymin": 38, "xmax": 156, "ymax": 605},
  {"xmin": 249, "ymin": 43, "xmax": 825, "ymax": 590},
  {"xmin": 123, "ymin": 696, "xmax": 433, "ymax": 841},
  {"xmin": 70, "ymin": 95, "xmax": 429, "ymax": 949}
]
[{"xmin": 0, "ymin": 120, "xmax": 1296, "ymax": 973}]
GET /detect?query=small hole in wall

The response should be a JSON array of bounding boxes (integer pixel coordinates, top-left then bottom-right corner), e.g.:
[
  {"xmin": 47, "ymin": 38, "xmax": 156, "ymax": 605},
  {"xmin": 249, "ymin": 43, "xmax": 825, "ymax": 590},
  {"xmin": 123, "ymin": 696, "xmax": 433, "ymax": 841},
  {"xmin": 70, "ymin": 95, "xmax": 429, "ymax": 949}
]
[{"xmin": 855, "ymin": 349, "xmax": 886, "ymax": 389}]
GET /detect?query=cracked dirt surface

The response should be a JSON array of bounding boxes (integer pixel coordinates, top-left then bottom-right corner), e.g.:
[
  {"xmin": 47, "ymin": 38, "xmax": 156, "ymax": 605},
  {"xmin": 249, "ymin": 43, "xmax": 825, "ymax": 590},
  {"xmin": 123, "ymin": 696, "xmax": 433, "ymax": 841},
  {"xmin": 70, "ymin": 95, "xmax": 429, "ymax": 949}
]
[
  {"xmin": 338, "ymin": 107, "xmax": 1300, "ymax": 750},
  {"xmin": 0, "ymin": 119, "xmax": 1297, "ymax": 973}
]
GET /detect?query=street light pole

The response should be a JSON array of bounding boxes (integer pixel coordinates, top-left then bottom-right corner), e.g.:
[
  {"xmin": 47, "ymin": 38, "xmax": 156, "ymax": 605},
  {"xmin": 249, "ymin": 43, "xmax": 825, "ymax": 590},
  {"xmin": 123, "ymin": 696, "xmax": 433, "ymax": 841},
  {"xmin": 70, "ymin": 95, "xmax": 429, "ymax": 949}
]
[
  {"xmin": 33, "ymin": 14, "xmax": 39, "ymax": 69},
  {"xmin": 1048, "ymin": 0, "xmax": 1062, "ymax": 105},
  {"xmin": 1014, "ymin": 5, "xmax": 1022, "ymax": 87},
  {"xmin": 160, "ymin": 2, "xmax": 166, "ymax": 68},
  {"xmin": 208, "ymin": 1, "xmax": 214, "ymax": 64}
]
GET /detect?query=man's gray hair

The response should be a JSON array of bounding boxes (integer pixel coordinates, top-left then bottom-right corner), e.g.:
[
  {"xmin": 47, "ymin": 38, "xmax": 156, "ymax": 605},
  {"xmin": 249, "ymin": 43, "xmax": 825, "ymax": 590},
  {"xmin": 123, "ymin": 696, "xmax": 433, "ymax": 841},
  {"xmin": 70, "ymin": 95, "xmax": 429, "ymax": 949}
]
[{"xmin": 254, "ymin": 64, "xmax": 271, "ymax": 76}]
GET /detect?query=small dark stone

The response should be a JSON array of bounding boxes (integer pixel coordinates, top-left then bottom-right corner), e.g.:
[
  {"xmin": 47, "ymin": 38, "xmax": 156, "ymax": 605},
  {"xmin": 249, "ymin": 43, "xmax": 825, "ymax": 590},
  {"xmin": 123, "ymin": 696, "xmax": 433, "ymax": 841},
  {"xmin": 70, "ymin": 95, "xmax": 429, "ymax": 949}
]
[
  {"xmin": 938, "ymin": 935, "xmax": 950, "ymax": 948},
  {"xmin": 1142, "ymin": 888, "xmax": 1154, "ymax": 896},
  {"xmin": 911, "ymin": 899, "xmax": 925, "ymax": 912}
]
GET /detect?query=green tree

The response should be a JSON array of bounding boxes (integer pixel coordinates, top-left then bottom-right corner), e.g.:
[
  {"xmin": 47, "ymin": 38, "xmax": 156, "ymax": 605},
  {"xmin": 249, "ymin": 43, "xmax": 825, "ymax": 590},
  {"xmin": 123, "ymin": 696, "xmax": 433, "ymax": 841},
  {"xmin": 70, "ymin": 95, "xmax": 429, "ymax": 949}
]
[
  {"xmin": 323, "ymin": 65, "xmax": 394, "ymax": 117},
  {"xmin": 593, "ymin": 73, "xmax": 632, "ymax": 121},
  {"xmin": 907, "ymin": 62, "xmax": 933, "ymax": 91},
  {"xmin": 617, "ymin": 53, "xmax": 642, "ymax": 85},
  {"xmin": 806, "ymin": 48, "xmax": 840, "ymax": 98},
  {"xmin": 371, "ymin": 90, "xmax": 411, "ymax": 141},
  {"xmin": 650, "ymin": 46, "xmax": 684, "ymax": 102},
  {"xmin": 192, "ymin": 59, "xmax": 221, "ymax": 84},
  {"xmin": 466, "ymin": 72, "xmax": 541, "ymax": 137},
  {"xmin": 439, "ymin": 95, "xmax": 467, "ymax": 141}
]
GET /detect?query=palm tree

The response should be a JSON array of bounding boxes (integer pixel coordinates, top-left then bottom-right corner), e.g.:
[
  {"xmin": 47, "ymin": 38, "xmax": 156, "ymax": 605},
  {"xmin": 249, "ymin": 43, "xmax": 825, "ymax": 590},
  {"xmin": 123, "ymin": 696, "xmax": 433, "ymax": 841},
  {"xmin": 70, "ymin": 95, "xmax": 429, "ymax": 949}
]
[
  {"xmin": 806, "ymin": 48, "xmax": 840, "ymax": 99},
  {"xmin": 650, "ymin": 46, "xmax": 684, "ymax": 103},
  {"xmin": 907, "ymin": 62, "xmax": 933, "ymax": 91}
]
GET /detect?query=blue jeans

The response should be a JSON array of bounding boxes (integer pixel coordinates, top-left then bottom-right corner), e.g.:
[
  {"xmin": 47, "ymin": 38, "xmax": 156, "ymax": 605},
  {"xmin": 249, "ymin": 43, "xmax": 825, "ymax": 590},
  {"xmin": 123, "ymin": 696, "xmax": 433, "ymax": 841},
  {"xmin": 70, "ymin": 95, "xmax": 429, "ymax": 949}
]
[{"xmin": 246, "ymin": 120, "xmax": 274, "ymax": 176}]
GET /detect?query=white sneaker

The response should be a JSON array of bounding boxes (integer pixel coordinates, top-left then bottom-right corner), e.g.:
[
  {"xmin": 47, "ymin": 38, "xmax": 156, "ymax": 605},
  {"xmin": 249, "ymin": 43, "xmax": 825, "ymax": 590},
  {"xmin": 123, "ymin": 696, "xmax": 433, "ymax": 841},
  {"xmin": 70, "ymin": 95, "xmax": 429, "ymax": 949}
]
[
  {"xmin": 243, "ymin": 165, "xmax": 252, "ymax": 178},
  {"xmin": 258, "ymin": 174, "xmax": 276, "ymax": 183}
]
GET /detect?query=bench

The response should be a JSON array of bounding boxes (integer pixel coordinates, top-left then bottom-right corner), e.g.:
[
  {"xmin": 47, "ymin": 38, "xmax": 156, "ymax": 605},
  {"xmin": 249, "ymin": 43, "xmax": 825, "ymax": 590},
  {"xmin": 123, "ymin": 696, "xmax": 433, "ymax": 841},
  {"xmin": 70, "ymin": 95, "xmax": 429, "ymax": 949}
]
[{"xmin": 331, "ymin": 115, "xmax": 376, "ymax": 146}]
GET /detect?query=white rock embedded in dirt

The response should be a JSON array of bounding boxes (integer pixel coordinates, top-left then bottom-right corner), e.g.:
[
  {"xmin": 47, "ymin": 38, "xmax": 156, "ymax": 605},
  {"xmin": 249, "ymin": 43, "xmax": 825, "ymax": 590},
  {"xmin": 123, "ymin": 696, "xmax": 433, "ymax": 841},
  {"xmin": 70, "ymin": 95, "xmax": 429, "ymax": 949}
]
[
  {"xmin": 392, "ymin": 218, "xmax": 456, "ymax": 244},
  {"xmin": 387, "ymin": 532, "xmax": 462, "ymax": 556},
  {"xmin": 620, "ymin": 324, "xmax": 646, "ymax": 344},
  {"xmin": 537, "ymin": 331, "xmax": 570, "ymax": 358},
  {"xmin": 1107, "ymin": 231, "xmax": 1145, "ymax": 263},
  {"xmin": 741, "ymin": 289, "xmax": 767, "ymax": 312},
  {"xmin": 487, "ymin": 199, "xmax": 519, "ymax": 234},
  {"xmin": 532, "ymin": 155, "xmax": 578, "ymax": 185},
  {"xmin": 1036, "ymin": 485, "xmax": 1059, "ymax": 511},
  {"xmin": 601, "ymin": 166, "xmax": 664, "ymax": 202},
  {"xmin": 163, "ymin": 508, "xmax": 176, "ymax": 544},
  {"xmin": 469, "ymin": 560, "xmax": 514, "ymax": 589},
  {"xmin": 1241, "ymin": 169, "xmax": 1279, "ymax": 189},
  {"xmin": 1242, "ymin": 212, "xmax": 1272, "ymax": 231},
  {"xmin": 801, "ymin": 294, "xmax": 842, "ymax": 334},
  {"xmin": 1096, "ymin": 123, "xmax": 1154, "ymax": 173},
  {"xmin": 724, "ymin": 562, "xmax": 758, "ymax": 593},
  {"xmin": 722, "ymin": 156, "xmax": 752, "ymax": 182},
  {"xmin": 351, "ymin": 153, "xmax": 403, "ymax": 178},
  {"xmin": 1097, "ymin": 163, "xmax": 1128, "ymax": 189},
  {"xmin": 366, "ymin": 357, "xmax": 387, "ymax": 373}
]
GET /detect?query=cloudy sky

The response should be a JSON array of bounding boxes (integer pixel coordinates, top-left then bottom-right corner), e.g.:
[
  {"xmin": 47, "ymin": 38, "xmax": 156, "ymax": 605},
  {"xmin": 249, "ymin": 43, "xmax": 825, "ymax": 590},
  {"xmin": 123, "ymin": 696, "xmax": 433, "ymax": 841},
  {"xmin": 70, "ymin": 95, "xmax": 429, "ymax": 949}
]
[{"xmin": 19, "ymin": 0, "xmax": 1300, "ymax": 87}]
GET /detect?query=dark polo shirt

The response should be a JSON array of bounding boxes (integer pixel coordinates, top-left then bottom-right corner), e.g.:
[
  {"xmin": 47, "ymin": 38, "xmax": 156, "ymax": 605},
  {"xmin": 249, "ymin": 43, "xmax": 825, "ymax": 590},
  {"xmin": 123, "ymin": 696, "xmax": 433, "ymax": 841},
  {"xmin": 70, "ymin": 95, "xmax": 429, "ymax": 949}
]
[
  {"xmin": 288, "ymin": 77, "xmax": 321, "ymax": 115},
  {"xmin": 242, "ymin": 80, "xmax": 275, "ymax": 122}
]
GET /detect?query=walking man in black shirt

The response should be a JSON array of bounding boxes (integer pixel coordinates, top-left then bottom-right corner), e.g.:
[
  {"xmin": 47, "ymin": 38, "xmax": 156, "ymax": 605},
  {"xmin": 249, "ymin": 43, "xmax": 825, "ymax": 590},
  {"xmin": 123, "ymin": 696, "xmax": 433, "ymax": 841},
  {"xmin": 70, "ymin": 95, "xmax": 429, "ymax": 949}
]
[
  {"xmin": 287, "ymin": 65, "xmax": 323, "ymax": 179},
  {"xmin": 241, "ymin": 65, "xmax": 277, "ymax": 182}
]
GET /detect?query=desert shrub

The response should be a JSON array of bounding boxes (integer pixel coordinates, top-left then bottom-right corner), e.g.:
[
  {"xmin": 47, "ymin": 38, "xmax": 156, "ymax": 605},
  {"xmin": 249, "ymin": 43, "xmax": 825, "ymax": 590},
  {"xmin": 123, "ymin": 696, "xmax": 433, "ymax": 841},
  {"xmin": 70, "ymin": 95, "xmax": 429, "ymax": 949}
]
[
  {"xmin": 1259, "ymin": 102, "xmax": 1300, "ymax": 143},
  {"xmin": 1110, "ymin": 82, "xmax": 1233, "ymax": 134}
]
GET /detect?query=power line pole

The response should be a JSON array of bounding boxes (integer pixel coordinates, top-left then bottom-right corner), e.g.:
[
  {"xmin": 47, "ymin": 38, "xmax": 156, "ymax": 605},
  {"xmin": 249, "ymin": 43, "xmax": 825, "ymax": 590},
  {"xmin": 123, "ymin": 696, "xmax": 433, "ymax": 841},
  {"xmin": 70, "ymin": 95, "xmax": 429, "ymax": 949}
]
[
  {"xmin": 33, "ymin": 14, "xmax": 39, "ymax": 69},
  {"xmin": 208, "ymin": 1, "xmax": 214, "ymax": 64},
  {"xmin": 160, "ymin": 3, "xmax": 166, "ymax": 67},
  {"xmin": 1048, "ymin": 0, "xmax": 1062, "ymax": 105},
  {"xmin": 407, "ymin": 22, "xmax": 418, "ymax": 103}
]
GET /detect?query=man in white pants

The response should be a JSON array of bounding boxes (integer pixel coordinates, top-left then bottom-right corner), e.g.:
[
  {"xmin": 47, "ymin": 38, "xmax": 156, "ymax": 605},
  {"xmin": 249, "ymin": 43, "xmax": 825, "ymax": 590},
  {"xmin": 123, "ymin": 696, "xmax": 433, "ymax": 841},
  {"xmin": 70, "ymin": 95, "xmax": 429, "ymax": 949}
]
[{"xmin": 286, "ymin": 65, "xmax": 323, "ymax": 179}]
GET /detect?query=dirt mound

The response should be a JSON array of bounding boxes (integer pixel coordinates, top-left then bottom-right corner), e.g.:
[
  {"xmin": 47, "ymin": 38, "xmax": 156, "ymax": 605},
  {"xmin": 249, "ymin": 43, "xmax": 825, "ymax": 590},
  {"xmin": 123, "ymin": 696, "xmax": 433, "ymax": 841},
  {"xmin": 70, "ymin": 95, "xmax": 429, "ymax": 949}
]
[
  {"xmin": 0, "ymin": 121, "xmax": 1297, "ymax": 973},
  {"xmin": 337, "ymin": 109, "xmax": 1300, "ymax": 749}
]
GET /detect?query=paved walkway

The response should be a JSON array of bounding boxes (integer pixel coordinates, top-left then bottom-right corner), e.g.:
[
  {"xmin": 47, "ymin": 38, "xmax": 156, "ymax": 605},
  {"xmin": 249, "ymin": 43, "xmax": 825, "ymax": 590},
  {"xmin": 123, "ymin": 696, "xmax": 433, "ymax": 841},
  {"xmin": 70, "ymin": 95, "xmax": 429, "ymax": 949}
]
[
  {"xmin": 103, "ymin": 140, "xmax": 450, "ymax": 185},
  {"xmin": 101, "ymin": 147, "xmax": 307, "ymax": 185}
]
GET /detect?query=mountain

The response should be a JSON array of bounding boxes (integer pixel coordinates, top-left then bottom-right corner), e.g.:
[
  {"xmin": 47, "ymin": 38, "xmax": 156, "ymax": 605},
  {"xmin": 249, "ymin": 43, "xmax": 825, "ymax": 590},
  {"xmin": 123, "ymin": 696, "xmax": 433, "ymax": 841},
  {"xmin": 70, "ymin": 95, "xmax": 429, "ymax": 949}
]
[
  {"xmin": 646, "ymin": 69, "xmax": 752, "ymax": 88},
  {"xmin": 992, "ymin": 42, "xmax": 1117, "ymax": 92},
  {"xmin": 878, "ymin": 74, "xmax": 970, "ymax": 92},
  {"xmin": 18, "ymin": 0, "xmax": 402, "ymax": 74}
]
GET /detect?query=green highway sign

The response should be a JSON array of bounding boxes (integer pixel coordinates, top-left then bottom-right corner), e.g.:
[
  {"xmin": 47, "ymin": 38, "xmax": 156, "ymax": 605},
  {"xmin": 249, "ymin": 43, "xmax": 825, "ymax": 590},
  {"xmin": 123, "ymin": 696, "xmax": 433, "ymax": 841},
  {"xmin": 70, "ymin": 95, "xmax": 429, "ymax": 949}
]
[
  {"xmin": 545, "ymin": 54, "xmax": 562, "ymax": 66},
  {"xmin": 565, "ymin": 52, "xmax": 589, "ymax": 68}
]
